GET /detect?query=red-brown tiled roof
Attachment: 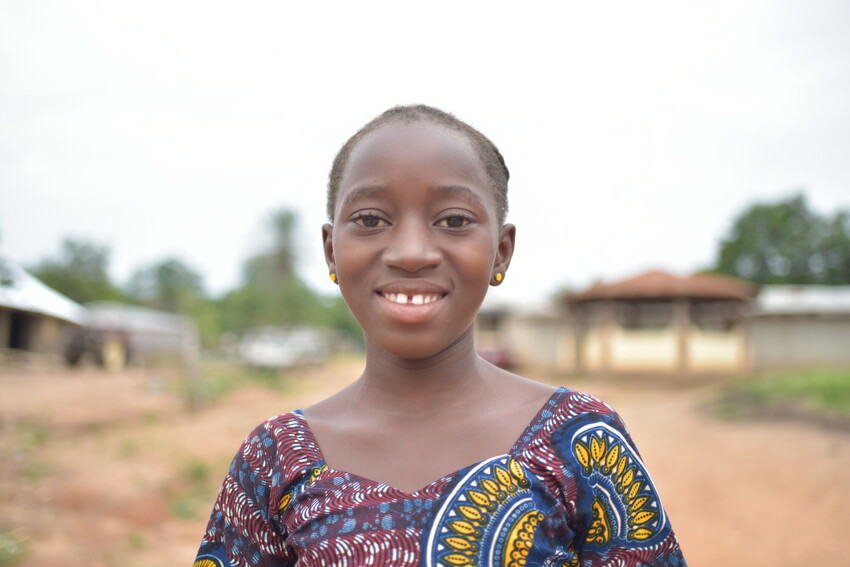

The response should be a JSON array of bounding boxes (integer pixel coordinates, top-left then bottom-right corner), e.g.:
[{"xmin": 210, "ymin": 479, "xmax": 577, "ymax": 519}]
[{"xmin": 565, "ymin": 270, "xmax": 757, "ymax": 302}]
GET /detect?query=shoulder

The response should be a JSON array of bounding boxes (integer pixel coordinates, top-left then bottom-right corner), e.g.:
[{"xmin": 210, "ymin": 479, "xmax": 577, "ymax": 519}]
[
  {"xmin": 544, "ymin": 389, "xmax": 636, "ymax": 461},
  {"xmin": 252, "ymin": 410, "xmax": 313, "ymax": 440},
  {"xmin": 522, "ymin": 388, "xmax": 664, "ymax": 502},
  {"xmin": 234, "ymin": 411, "xmax": 324, "ymax": 483},
  {"xmin": 533, "ymin": 387, "xmax": 626, "ymax": 436},
  {"xmin": 513, "ymin": 387, "xmax": 634, "ymax": 467},
  {"xmin": 534, "ymin": 391, "xmax": 683, "ymax": 559}
]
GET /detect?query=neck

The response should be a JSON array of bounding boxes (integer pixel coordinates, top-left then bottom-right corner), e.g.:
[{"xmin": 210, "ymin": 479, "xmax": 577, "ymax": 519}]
[{"xmin": 351, "ymin": 329, "xmax": 494, "ymax": 416}]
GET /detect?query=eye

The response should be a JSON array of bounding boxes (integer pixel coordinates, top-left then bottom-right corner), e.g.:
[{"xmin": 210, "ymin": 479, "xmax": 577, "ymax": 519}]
[
  {"xmin": 436, "ymin": 214, "xmax": 472, "ymax": 228},
  {"xmin": 353, "ymin": 213, "xmax": 389, "ymax": 228}
]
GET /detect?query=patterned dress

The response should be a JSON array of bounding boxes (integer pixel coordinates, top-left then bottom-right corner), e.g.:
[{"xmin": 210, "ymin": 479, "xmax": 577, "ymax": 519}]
[{"xmin": 194, "ymin": 388, "xmax": 687, "ymax": 566}]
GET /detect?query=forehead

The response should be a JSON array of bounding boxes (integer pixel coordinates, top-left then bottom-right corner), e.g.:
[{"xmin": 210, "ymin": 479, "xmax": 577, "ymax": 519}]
[{"xmin": 339, "ymin": 121, "xmax": 491, "ymax": 196}]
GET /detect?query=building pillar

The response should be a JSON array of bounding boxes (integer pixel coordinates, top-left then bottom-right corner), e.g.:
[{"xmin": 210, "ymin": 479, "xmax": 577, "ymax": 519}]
[
  {"xmin": 674, "ymin": 299, "xmax": 691, "ymax": 374},
  {"xmin": 556, "ymin": 311, "xmax": 576, "ymax": 375},
  {"xmin": 736, "ymin": 301, "xmax": 752, "ymax": 373},
  {"xmin": 569, "ymin": 303, "xmax": 585, "ymax": 376},
  {"xmin": 600, "ymin": 300, "xmax": 615, "ymax": 376}
]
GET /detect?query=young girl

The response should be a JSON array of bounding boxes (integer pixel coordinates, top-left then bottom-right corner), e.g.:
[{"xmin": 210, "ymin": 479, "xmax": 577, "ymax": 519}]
[{"xmin": 193, "ymin": 105, "xmax": 687, "ymax": 566}]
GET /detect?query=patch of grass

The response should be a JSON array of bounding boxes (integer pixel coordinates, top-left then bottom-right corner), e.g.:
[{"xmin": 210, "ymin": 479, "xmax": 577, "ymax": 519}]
[
  {"xmin": 169, "ymin": 496, "xmax": 197, "ymax": 519},
  {"xmin": 11, "ymin": 420, "xmax": 48, "ymax": 454},
  {"xmin": 184, "ymin": 457, "xmax": 211, "ymax": 485},
  {"xmin": 191, "ymin": 362, "xmax": 297, "ymax": 403},
  {"xmin": 24, "ymin": 460, "xmax": 51, "ymax": 481},
  {"xmin": 117, "ymin": 438, "xmax": 139, "ymax": 460},
  {"xmin": 128, "ymin": 532, "xmax": 146, "ymax": 549},
  {"xmin": 167, "ymin": 457, "xmax": 215, "ymax": 520},
  {"xmin": 712, "ymin": 367, "xmax": 850, "ymax": 426},
  {"xmin": 0, "ymin": 530, "xmax": 29, "ymax": 567}
]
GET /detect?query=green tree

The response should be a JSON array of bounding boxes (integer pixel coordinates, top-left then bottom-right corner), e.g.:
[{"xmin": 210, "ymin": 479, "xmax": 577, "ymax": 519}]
[
  {"xmin": 217, "ymin": 208, "xmax": 359, "ymax": 338},
  {"xmin": 714, "ymin": 193, "xmax": 850, "ymax": 284},
  {"xmin": 125, "ymin": 257, "xmax": 205, "ymax": 313},
  {"xmin": 29, "ymin": 238, "xmax": 125, "ymax": 303},
  {"xmin": 219, "ymin": 209, "xmax": 299, "ymax": 329},
  {"xmin": 125, "ymin": 257, "xmax": 221, "ymax": 345},
  {"xmin": 270, "ymin": 209, "xmax": 298, "ymax": 279}
]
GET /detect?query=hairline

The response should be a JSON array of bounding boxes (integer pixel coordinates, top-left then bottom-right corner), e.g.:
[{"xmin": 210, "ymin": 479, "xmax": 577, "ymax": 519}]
[{"xmin": 327, "ymin": 106, "xmax": 509, "ymax": 224}]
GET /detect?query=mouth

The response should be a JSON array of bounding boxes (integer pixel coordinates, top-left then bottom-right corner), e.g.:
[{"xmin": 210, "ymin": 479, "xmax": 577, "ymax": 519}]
[
  {"xmin": 379, "ymin": 292, "xmax": 444, "ymax": 306},
  {"xmin": 376, "ymin": 281, "xmax": 449, "ymax": 307}
]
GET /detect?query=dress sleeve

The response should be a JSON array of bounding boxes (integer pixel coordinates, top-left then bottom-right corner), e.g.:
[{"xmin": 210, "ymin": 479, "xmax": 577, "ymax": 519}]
[
  {"xmin": 553, "ymin": 406, "xmax": 687, "ymax": 567},
  {"xmin": 193, "ymin": 421, "xmax": 295, "ymax": 567}
]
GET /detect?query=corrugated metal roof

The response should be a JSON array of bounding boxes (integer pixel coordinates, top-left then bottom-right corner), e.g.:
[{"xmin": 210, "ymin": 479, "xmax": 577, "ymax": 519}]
[
  {"xmin": 754, "ymin": 285, "xmax": 850, "ymax": 315},
  {"xmin": 565, "ymin": 270, "xmax": 757, "ymax": 302},
  {"xmin": 0, "ymin": 258, "xmax": 86, "ymax": 324},
  {"xmin": 84, "ymin": 301, "xmax": 194, "ymax": 335}
]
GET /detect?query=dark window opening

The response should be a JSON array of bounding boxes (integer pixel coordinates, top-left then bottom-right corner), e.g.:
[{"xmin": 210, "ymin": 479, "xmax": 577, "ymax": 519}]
[{"xmin": 9, "ymin": 311, "xmax": 29, "ymax": 350}]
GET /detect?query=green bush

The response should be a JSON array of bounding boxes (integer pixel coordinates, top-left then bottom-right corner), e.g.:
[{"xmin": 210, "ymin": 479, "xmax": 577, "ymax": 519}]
[
  {"xmin": 0, "ymin": 531, "xmax": 29, "ymax": 567},
  {"xmin": 714, "ymin": 368, "xmax": 850, "ymax": 420}
]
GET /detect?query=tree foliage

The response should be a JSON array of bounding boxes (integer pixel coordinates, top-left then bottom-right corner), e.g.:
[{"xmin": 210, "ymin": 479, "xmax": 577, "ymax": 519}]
[
  {"xmin": 216, "ymin": 208, "xmax": 360, "ymax": 339},
  {"xmin": 124, "ymin": 257, "xmax": 224, "ymax": 346},
  {"xmin": 29, "ymin": 238, "xmax": 125, "ymax": 303},
  {"xmin": 714, "ymin": 194, "xmax": 850, "ymax": 284},
  {"xmin": 125, "ymin": 257, "xmax": 205, "ymax": 313},
  {"xmin": 27, "ymin": 210, "xmax": 360, "ymax": 349}
]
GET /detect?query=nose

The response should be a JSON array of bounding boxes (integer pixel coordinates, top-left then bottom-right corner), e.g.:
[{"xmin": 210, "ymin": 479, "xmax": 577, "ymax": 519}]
[{"xmin": 382, "ymin": 221, "xmax": 442, "ymax": 273}]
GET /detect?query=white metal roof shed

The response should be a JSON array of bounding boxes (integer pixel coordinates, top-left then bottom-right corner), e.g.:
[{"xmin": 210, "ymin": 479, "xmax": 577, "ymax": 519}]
[
  {"xmin": 754, "ymin": 285, "xmax": 850, "ymax": 315},
  {"xmin": 0, "ymin": 257, "xmax": 86, "ymax": 325}
]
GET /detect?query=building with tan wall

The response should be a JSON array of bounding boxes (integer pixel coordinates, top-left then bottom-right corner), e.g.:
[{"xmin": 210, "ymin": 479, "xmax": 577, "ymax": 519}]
[
  {"xmin": 0, "ymin": 257, "xmax": 85, "ymax": 366},
  {"xmin": 478, "ymin": 272, "xmax": 850, "ymax": 376},
  {"xmin": 749, "ymin": 285, "xmax": 850, "ymax": 369},
  {"xmin": 563, "ymin": 271, "xmax": 757, "ymax": 376}
]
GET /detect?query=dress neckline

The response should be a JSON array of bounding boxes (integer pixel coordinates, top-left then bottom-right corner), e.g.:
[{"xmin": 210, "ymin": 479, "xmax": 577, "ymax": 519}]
[{"xmin": 293, "ymin": 386, "xmax": 567, "ymax": 497}]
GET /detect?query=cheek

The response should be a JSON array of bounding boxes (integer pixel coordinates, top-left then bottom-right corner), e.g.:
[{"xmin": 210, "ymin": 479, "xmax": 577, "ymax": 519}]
[
  {"xmin": 455, "ymin": 239, "xmax": 498, "ymax": 284},
  {"xmin": 332, "ymin": 236, "xmax": 373, "ymax": 286}
]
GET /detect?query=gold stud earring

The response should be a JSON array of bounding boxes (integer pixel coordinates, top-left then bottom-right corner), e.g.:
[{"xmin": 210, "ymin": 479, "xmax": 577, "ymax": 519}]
[
  {"xmin": 329, "ymin": 273, "xmax": 337, "ymax": 283},
  {"xmin": 494, "ymin": 273, "xmax": 503, "ymax": 282}
]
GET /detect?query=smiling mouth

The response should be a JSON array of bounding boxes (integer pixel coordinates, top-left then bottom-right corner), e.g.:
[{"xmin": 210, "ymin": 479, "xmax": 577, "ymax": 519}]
[{"xmin": 379, "ymin": 292, "xmax": 444, "ymax": 305}]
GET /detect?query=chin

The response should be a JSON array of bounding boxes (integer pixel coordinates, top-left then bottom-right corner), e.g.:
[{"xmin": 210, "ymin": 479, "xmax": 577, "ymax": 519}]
[{"xmin": 367, "ymin": 329, "xmax": 473, "ymax": 362}]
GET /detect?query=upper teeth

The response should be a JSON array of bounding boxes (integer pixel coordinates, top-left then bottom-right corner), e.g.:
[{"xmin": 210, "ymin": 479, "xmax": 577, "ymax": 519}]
[{"xmin": 384, "ymin": 293, "xmax": 440, "ymax": 305}]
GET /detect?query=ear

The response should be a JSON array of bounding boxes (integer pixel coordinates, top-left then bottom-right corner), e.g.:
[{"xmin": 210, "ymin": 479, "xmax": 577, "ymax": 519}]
[
  {"xmin": 322, "ymin": 223, "xmax": 336, "ymax": 276},
  {"xmin": 492, "ymin": 223, "xmax": 516, "ymax": 285}
]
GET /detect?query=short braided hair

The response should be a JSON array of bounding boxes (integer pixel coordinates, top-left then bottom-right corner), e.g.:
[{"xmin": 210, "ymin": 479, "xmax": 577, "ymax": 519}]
[{"xmin": 327, "ymin": 105, "xmax": 510, "ymax": 223}]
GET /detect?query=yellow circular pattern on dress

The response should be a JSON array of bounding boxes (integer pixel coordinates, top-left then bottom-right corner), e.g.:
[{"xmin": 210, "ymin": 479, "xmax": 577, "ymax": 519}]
[
  {"xmin": 502, "ymin": 510, "xmax": 545, "ymax": 567},
  {"xmin": 571, "ymin": 423, "xmax": 665, "ymax": 546},
  {"xmin": 432, "ymin": 457, "xmax": 542, "ymax": 567}
]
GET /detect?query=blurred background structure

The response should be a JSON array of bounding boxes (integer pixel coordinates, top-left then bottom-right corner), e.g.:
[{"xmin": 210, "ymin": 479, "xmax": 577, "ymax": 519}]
[{"xmin": 0, "ymin": 257, "xmax": 85, "ymax": 368}]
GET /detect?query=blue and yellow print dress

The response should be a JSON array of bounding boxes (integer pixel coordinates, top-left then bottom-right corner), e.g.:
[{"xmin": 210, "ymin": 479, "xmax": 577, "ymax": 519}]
[{"xmin": 194, "ymin": 388, "xmax": 687, "ymax": 566}]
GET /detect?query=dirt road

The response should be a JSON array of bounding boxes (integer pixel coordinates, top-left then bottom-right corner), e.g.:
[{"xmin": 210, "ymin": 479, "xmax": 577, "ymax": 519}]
[{"xmin": 1, "ymin": 361, "xmax": 847, "ymax": 566}]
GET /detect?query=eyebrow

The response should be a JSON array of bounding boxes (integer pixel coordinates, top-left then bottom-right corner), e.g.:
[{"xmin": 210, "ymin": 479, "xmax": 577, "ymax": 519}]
[
  {"xmin": 340, "ymin": 184, "xmax": 485, "ymax": 211},
  {"xmin": 431, "ymin": 185, "xmax": 485, "ymax": 208},
  {"xmin": 339, "ymin": 185, "xmax": 388, "ymax": 211}
]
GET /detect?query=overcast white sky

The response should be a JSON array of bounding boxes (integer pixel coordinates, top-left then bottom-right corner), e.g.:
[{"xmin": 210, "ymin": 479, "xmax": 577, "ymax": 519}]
[{"xmin": 2, "ymin": 0, "xmax": 849, "ymax": 306}]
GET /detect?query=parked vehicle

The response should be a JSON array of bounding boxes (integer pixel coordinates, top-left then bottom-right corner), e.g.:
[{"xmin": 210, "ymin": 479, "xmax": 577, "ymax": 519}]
[{"xmin": 238, "ymin": 326, "xmax": 331, "ymax": 369}]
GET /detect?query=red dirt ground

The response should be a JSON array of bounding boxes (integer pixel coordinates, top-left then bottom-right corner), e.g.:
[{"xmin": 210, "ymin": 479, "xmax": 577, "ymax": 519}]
[{"xmin": 1, "ymin": 360, "xmax": 848, "ymax": 566}]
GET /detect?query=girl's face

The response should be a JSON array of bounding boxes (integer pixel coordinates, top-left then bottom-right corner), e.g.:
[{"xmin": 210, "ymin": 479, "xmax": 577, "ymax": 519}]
[{"xmin": 323, "ymin": 121, "xmax": 515, "ymax": 361}]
